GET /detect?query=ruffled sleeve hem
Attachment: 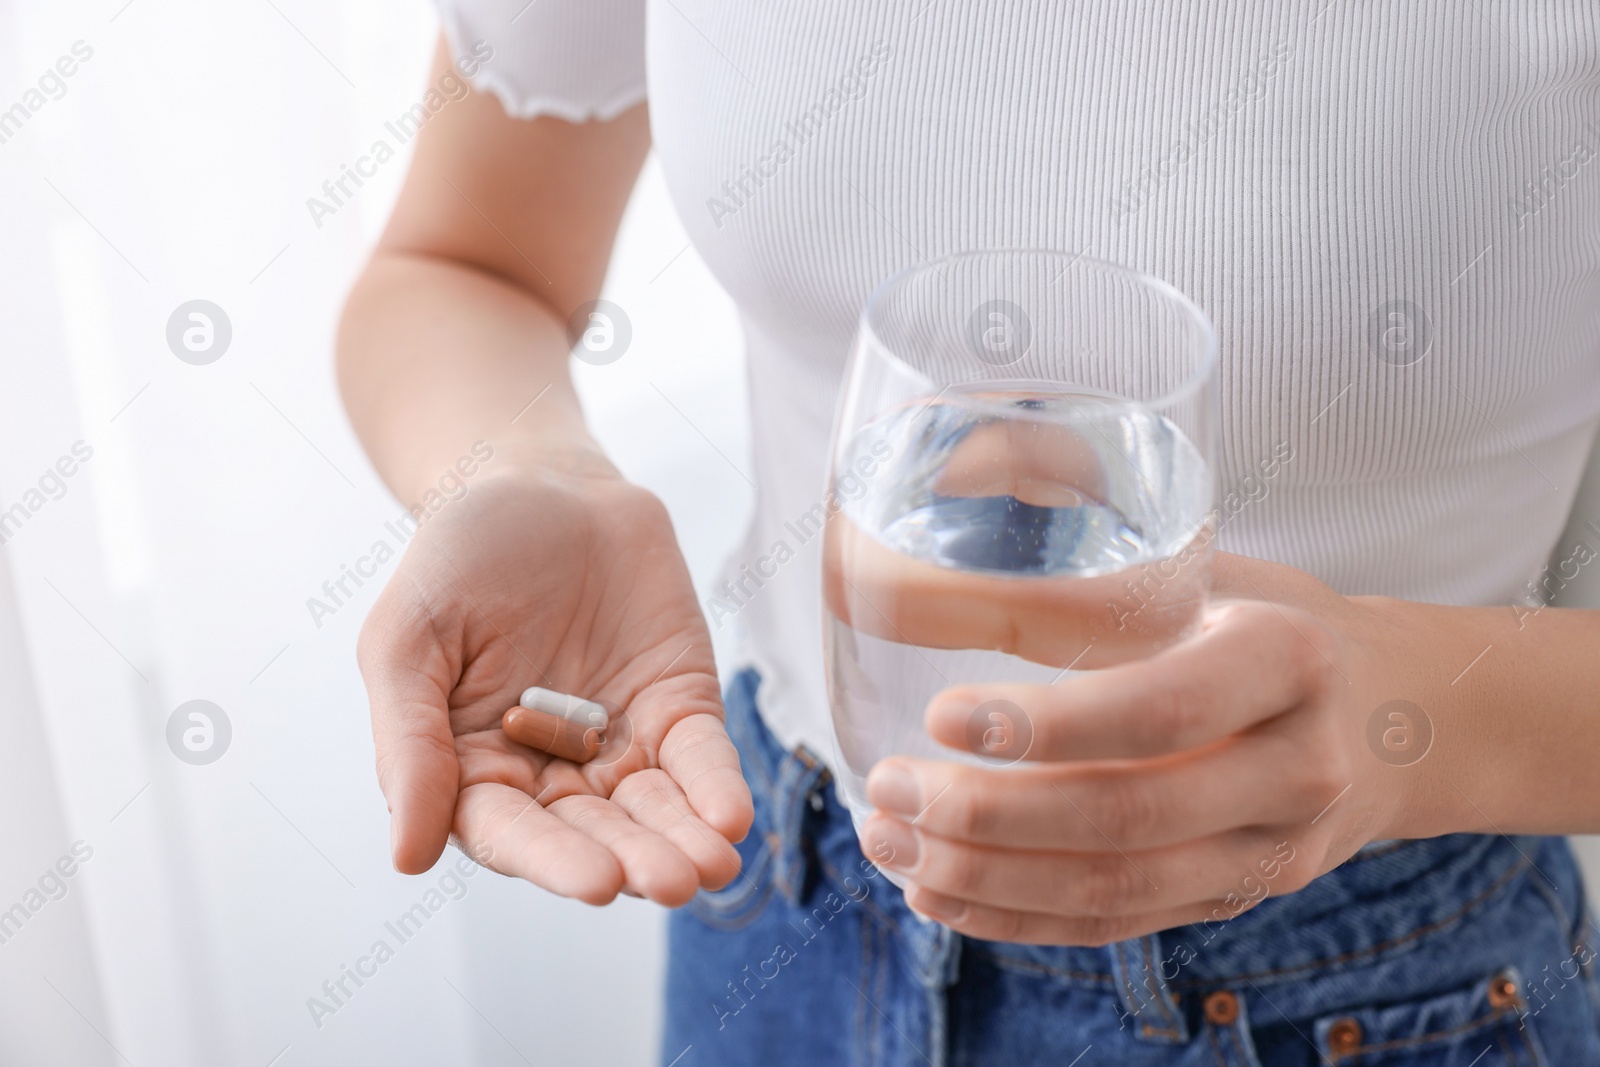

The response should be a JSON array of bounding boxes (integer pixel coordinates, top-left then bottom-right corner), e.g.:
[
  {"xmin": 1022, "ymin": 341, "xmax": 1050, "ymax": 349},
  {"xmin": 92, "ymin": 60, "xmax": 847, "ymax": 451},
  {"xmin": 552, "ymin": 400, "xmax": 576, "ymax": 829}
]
[
  {"xmin": 468, "ymin": 71, "xmax": 646, "ymax": 123},
  {"xmin": 436, "ymin": 0, "xmax": 647, "ymax": 124}
]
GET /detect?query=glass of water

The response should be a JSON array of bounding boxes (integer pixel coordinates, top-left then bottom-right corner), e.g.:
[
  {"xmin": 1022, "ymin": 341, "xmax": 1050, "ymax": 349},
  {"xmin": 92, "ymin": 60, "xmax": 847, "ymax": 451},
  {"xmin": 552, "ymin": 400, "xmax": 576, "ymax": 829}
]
[{"xmin": 822, "ymin": 250, "xmax": 1219, "ymax": 834}]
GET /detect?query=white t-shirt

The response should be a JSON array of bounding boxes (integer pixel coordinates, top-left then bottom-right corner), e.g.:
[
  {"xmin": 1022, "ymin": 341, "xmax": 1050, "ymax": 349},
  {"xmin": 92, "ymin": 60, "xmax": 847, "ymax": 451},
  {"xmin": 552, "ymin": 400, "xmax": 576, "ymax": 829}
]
[{"xmin": 438, "ymin": 0, "xmax": 1600, "ymax": 768}]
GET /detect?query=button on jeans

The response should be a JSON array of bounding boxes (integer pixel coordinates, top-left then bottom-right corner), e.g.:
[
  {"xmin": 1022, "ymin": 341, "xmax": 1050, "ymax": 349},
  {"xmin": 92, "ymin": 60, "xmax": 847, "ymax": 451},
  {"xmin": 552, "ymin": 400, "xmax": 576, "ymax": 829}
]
[{"xmin": 663, "ymin": 670, "xmax": 1600, "ymax": 1065}]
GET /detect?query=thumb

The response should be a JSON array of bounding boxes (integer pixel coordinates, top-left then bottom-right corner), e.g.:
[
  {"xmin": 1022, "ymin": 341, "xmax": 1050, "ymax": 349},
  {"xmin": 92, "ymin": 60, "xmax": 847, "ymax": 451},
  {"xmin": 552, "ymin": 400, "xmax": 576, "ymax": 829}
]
[{"xmin": 357, "ymin": 598, "xmax": 460, "ymax": 875}]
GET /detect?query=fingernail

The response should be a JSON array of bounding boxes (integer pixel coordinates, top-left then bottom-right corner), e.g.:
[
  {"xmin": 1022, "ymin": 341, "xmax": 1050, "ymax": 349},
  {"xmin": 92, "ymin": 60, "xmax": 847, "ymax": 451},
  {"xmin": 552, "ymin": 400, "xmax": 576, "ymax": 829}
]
[
  {"xmin": 863, "ymin": 816, "xmax": 918, "ymax": 870},
  {"xmin": 867, "ymin": 763, "xmax": 921, "ymax": 816}
]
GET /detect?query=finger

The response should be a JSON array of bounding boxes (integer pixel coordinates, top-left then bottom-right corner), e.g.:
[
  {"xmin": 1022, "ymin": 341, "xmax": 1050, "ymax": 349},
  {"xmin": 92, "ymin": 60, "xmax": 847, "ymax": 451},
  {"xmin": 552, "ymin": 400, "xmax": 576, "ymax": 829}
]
[
  {"xmin": 822, "ymin": 509, "xmax": 1209, "ymax": 669},
  {"xmin": 357, "ymin": 614, "xmax": 460, "ymax": 875},
  {"xmin": 547, "ymin": 793, "xmax": 702, "ymax": 906},
  {"xmin": 453, "ymin": 781, "xmax": 624, "ymax": 904},
  {"xmin": 860, "ymin": 814, "xmax": 1299, "ymax": 916},
  {"xmin": 502, "ymin": 705, "xmax": 602, "ymax": 764},
  {"xmin": 658, "ymin": 712, "xmax": 754, "ymax": 845},
  {"xmin": 925, "ymin": 599, "xmax": 1339, "ymax": 761},
  {"xmin": 609, "ymin": 768, "xmax": 743, "ymax": 890},
  {"xmin": 900, "ymin": 884, "xmax": 1250, "ymax": 947},
  {"xmin": 867, "ymin": 729, "xmax": 1346, "ymax": 851}
]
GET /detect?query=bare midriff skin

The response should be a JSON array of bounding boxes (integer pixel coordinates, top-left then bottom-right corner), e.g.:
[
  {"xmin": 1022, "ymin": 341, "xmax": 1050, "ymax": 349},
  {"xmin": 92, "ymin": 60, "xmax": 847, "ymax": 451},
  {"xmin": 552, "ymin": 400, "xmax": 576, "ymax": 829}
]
[{"xmin": 340, "ymin": 36, "xmax": 1600, "ymax": 941}]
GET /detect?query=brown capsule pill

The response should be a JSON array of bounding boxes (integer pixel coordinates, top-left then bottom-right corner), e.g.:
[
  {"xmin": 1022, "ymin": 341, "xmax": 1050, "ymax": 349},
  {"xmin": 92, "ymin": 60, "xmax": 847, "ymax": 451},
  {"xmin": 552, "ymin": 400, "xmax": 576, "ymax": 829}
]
[{"xmin": 502, "ymin": 704, "xmax": 605, "ymax": 763}]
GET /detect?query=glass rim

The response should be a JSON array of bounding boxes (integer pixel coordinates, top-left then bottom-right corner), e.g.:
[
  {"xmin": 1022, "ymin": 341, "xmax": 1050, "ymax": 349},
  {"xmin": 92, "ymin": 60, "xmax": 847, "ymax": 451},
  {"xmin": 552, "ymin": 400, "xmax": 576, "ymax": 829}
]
[{"xmin": 857, "ymin": 249, "xmax": 1219, "ymax": 413}]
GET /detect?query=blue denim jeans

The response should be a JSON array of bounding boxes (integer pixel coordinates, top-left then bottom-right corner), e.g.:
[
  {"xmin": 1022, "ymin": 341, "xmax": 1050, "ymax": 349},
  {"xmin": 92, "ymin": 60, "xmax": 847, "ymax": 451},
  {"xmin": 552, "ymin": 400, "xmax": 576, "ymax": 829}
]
[{"xmin": 664, "ymin": 671, "xmax": 1600, "ymax": 1065}]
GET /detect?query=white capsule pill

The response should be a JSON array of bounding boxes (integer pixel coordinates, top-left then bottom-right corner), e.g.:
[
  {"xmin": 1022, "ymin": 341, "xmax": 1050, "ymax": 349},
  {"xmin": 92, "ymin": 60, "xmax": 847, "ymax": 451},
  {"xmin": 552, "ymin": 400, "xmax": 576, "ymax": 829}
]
[{"xmin": 519, "ymin": 687, "xmax": 608, "ymax": 729}]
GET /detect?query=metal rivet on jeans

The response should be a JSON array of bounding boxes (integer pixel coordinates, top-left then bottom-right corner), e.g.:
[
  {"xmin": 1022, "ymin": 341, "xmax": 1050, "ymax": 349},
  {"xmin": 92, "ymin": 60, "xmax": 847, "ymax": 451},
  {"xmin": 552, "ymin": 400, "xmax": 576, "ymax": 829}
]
[
  {"xmin": 1327, "ymin": 1018, "xmax": 1363, "ymax": 1056},
  {"xmin": 1202, "ymin": 990, "xmax": 1239, "ymax": 1026},
  {"xmin": 1488, "ymin": 972, "xmax": 1522, "ymax": 1010}
]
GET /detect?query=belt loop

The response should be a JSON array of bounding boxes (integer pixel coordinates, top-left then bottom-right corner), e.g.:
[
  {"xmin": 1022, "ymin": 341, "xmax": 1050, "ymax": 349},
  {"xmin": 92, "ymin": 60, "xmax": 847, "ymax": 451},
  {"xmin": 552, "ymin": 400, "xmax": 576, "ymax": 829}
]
[
  {"xmin": 1208, "ymin": 988, "xmax": 1262, "ymax": 1066},
  {"xmin": 1111, "ymin": 935, "xmax": 1190, "ymax": 1045},
  {"xmin": 770, "ymin": 744, "xmax": 829, "ymax": 906}
]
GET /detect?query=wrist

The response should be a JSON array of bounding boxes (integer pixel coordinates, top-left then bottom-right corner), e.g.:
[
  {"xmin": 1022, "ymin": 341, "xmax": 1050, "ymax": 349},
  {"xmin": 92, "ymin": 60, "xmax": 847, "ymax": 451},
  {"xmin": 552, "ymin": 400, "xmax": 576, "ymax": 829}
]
[
  {"xmin": 481, "ymin": 436, "xmax": 622, "ymax": 485},
  {"xmin": 395, "ymin": 427, "xmax": 619, "ymax": 508},
  {"xmin": 1348, "ymin": 594, "xmax": 1574, "ymax": 841},
  {"xmin": 1344, "ymin": 594, "xmax": 1484, "ymax": 842}
]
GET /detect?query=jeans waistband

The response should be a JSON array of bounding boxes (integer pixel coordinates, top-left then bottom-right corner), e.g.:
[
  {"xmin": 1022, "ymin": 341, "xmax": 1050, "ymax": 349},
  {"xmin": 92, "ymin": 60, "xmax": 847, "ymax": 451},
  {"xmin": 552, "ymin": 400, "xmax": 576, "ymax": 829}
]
[{"xmin": 723, "ymin": 669, "xmax": 962, "ymax": 991}]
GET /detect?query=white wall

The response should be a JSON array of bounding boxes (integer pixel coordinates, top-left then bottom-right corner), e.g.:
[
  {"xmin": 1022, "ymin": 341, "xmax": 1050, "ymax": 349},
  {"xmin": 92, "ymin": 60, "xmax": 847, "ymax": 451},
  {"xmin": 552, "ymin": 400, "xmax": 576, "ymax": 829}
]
[{"xmin": 0, "ymin": 2, "xmax": 748, "ymax": 1064}]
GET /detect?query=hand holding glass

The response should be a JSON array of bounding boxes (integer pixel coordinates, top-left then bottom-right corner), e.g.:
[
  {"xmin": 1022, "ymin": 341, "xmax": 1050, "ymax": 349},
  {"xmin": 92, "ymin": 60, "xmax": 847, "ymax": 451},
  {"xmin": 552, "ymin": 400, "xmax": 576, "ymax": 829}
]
[{"xmin": 822, "ymin": 251, "xmax": 1219, "ymax": 841}]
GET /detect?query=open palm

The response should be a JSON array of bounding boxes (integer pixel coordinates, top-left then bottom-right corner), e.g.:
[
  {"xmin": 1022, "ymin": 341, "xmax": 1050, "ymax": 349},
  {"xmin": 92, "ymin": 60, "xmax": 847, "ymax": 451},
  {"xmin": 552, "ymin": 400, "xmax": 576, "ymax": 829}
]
[{"xmin": 357, "ymin": 465, "xmax": 753, "ymax": 905}]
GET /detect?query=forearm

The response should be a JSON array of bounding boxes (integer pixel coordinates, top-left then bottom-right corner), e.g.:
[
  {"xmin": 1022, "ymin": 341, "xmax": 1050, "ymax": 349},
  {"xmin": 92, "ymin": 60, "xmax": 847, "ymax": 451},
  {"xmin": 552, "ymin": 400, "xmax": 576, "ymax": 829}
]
[
  {"xmin": 1363, "ymin": 594, "xmax": 1600, "ymax": 839},
  {"xmin": 336, "ymin": 250, "xmax": 611, "ymax": 504}
]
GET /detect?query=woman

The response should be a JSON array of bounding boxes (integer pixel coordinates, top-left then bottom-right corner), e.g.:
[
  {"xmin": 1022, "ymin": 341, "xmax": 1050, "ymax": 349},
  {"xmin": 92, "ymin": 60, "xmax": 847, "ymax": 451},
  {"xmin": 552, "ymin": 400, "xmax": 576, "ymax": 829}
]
[{"xmin": 338, "ymin": 2, "xmax": 1600, "ymax": 1062}]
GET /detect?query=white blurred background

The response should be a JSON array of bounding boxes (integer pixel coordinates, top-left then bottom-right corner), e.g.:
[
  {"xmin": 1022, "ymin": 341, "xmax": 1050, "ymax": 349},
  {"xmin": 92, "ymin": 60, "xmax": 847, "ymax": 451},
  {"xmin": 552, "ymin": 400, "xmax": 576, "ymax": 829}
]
[
  {"xmin": 0, "ymin": 1, "xmax": 749, "ymax": 1063},
  {"xmin": 5, "ymin": 3, "xmax": 1600, "ymax": 1066}
]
